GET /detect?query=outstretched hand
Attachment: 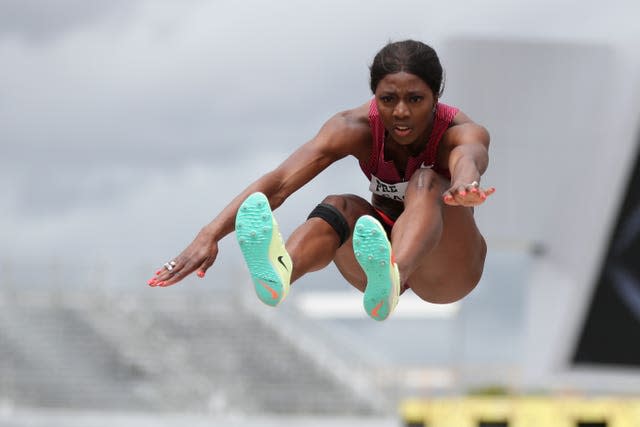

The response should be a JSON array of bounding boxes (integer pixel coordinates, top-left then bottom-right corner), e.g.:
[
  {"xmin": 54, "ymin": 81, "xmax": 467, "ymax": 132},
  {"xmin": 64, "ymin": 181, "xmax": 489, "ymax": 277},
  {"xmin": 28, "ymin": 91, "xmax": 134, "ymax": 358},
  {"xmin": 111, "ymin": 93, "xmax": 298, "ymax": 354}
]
[
  {"xmin": 147, "ymin": 229, "xmax": 219, "ymax": 287},
  {"xmin": 442, "ymin": 181, "xmax": 495, "ymax": 207}
]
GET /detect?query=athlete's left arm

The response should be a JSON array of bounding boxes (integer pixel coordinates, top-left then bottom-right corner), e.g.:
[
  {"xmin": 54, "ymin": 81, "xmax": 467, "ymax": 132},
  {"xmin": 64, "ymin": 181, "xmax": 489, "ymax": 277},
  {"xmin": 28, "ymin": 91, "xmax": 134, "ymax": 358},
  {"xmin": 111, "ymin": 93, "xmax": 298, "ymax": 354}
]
[{"xmin": 437, "ymin": 111, "xmax": 495, "ymax": 206}]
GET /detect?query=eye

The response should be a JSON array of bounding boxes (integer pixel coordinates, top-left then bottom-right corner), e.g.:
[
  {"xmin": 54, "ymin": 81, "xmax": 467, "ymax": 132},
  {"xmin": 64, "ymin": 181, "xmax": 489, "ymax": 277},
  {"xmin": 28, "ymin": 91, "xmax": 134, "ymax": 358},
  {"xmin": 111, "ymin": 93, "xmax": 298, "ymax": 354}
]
[
  {"xmin": 409, "ymin": 95, "xmax": 424, "ymax": 103},
  {"xmin": 379, "ymin": 95, "xmax": 394, "ymax": 103}
]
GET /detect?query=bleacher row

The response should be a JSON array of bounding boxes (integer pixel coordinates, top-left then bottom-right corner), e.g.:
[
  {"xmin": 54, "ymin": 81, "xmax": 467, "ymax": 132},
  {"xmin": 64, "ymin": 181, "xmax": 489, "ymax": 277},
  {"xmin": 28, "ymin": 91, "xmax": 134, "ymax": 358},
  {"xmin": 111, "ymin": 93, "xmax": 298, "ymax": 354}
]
[{"xmin": 0, "ymin": 289, "xmax": 378, "ymax": 415}]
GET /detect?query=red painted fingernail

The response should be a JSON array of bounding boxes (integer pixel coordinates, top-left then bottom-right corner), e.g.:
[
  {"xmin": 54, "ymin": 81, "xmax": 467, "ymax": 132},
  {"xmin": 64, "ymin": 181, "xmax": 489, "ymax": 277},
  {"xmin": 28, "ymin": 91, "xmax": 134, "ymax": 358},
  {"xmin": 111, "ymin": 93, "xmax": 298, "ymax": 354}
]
[
  {"xmin": 470, "ymin": 188, "xmax": 478, "ymax": 193},
  {"xmin": 481, "ymin": 194, "xmax": 487, "ymax": 200},
  {"xmin": 148, "ymin": 279, "xmax": 156, "ymax": 286},
  {"xmin": 197, "ymin": 271, "xmax": 205, "ymax": 278},
  {"xmin": 159, "ymin": 281, "xmax": 167, "ymax": 287},
  {"xmin": 155, "ymin": 270, "xmax": 162, "ymax": 275},
  {"xmin": 460, "ymin": 191, "xmax": 467, "ymax": 196}
]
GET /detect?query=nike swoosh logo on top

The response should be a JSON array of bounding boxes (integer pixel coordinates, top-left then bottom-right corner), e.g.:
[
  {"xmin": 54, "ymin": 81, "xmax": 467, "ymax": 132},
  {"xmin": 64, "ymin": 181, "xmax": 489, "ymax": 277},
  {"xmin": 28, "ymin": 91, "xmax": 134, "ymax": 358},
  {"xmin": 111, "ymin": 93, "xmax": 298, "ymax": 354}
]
[
  {"xmin": 257, "ymin": 279, "xmax": 280, "ymax": 300},
  {"xmin": 277, "ymin": 255, "xmax": 288, "ymax": 271},
  {"xmin": 371, "ymin": 300, "xmax": 384, "ymax": 319}
]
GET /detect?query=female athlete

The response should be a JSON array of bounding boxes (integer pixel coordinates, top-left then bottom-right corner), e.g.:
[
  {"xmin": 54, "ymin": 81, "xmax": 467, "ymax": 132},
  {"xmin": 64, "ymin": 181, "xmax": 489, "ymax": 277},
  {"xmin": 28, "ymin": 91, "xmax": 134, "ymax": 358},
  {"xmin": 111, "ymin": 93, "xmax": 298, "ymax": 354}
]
[{"xmin": 148, "ymin": 40, "xmax": 495, "ymax": 321}]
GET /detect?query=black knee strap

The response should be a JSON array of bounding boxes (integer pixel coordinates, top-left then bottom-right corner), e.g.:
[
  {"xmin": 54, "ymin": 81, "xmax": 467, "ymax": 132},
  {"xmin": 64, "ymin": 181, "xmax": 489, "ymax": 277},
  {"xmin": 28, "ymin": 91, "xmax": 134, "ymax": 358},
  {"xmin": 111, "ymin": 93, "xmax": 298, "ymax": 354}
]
[{"xmin": 307, "ymin": 203, "xmax": 350, "ymax": 247}]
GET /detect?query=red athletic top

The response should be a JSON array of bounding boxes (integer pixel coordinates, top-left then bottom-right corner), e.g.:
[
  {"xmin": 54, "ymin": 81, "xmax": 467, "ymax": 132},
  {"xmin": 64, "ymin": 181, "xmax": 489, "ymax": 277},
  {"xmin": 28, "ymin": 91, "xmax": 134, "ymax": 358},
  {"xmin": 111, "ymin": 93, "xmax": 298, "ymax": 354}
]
[{"xmin": 359, "ymin": 99, "xmax": 459, "ymax": 187}]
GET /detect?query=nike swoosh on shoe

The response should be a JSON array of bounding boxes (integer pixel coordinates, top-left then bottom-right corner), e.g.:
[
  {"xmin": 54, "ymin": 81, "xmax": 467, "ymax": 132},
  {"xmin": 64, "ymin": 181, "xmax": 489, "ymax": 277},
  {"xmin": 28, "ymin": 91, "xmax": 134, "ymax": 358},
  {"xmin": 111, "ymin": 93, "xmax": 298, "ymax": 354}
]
[{"xmin": 277, "ymin": 255, "xmax": 289, "ymax": 271}]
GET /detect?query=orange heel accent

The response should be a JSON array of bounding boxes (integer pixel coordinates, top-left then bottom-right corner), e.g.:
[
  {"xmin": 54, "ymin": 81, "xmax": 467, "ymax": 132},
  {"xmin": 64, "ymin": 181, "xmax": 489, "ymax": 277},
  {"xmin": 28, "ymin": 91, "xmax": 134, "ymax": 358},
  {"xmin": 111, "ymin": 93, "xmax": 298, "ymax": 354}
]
[
  {"xmin": 371, "ymin": 300, "xmax": 384, "ymax": 319},
  {"xmin": 258, "ymin": 279, "xmax": 280, "ymax": 301}
]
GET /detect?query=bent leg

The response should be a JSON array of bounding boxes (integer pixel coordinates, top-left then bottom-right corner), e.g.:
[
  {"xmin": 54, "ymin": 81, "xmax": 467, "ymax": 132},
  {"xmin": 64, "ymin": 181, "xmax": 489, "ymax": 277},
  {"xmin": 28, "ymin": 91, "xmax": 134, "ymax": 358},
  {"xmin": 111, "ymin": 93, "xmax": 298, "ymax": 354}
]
[
  {"xmin": 285, "ymin": 194, "xmax": 375, "ymax": 288},
  {"xmin": 390, "ymin": 169, "xmax": 486, "ymax": 303},
  {"xmin": 236, "ymin": 192, "xmax": 384, "ymax": 307},
  {"xmin": 390, "ymin": 168, "xmax": 445, "ymax": 282},
  {"xmin": 408, "ymin": 204, "xmax": 486, "ymax": 304},
  {"xmin": 235, "ymin": 192, "xmax": 294, "ymax": 306}
]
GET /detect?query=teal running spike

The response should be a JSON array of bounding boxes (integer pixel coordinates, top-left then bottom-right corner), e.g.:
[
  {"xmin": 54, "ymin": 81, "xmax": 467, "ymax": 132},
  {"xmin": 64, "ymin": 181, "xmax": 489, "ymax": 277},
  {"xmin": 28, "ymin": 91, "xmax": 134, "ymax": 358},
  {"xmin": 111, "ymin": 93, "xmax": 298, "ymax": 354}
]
[
  {"xmin": 353, "ymin": 215, "xmax": 400, "ymax": 321},
  {"xmin": 235, "ymin": 192, "xmax": 292, "ymax": 307}
]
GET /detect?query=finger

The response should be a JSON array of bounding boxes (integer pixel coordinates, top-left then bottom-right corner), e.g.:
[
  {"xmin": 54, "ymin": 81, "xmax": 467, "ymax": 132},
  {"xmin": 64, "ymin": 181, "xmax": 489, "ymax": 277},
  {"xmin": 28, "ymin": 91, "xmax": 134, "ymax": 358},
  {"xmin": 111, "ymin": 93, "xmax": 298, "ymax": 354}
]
[
  {"xmin": 484, "ymin": 187, "xmax": 496, "ymax": 196},
  {"xmin": 476, "ymin": 187, "xmax": 495, "ymax": 202},
  {"xmin": 195, "ymin": 262, "xmax": 209, "ymax": 278},
  {"xmin": 443, "ymin": 189, "xmax": 463, "ymax": 206},
  {"xmin": 148, "ymin": 268, "xmax": 170, "ymax": 286},
  {"xmin": 149, "ymin": 258, "xmax": 183, "ymax": 286},
  {"xmin": 472, "ymin": 187, "xmax": 496, "ymax": 205},
  {"xmin": 442, "ymin": 190, "xmax": 455, "ymax": 204},
  {"xmin": 196, "ymin": 257, "xmax": 215, "ymax": 278},
  {"xmin": 452, "ymin": 186, "xmax": 469, "ymax": 204},
  {"xmin": 443, "ymin": 197, "xmax": 459, "ymax": 206},
  {"xmin": 149, "ymin": 269, "xmax": 176, "ymax": 287},
  {"xmin": 464, "ymin": 193, "xmax": 482, "ymax": 206},
  {"xmin": 458, "ymin": 193, "xmax": 481, "ymax": 207},
  {"xmin": 459, "ymin": 187, "xmax": 485, "ymax": 206},
  {"xmin": 160, "ymin": 263, "xmax": 196, "ymax": 287},
  {"xmin": 161, "ymin": 258, "xmax": 199, "ymax": 286},
  {"xmin": 152, "ymin": 266, "xmax": 176, "ymax": 284}
]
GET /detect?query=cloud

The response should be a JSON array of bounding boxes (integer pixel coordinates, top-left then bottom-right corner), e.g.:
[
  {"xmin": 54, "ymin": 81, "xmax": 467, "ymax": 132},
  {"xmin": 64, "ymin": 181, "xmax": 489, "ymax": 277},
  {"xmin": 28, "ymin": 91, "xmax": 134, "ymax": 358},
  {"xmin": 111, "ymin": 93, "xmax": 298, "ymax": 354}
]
[
  {"xmin": 0, "ymin": 152, "xmax": 366, "ymax": 288},
  {"xmin": 0, "ymin": 0, "xmax": 383, "ymax": 166},
  {"xmin": 0, "ymin": 0, "xmax": 140, "ymax": 43}
]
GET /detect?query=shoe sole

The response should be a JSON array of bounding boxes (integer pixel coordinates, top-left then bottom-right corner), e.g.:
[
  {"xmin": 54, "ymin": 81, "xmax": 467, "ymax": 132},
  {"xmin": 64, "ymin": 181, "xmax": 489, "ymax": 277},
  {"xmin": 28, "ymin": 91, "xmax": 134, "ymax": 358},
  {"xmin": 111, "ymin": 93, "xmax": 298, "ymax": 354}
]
[
  {"xmin": 353, "ymin": 215, "xmax": 398, "ymax": 321},
  {"xmin": 235, "ymin": 192, "xmax": 292, "ymax": 307}
]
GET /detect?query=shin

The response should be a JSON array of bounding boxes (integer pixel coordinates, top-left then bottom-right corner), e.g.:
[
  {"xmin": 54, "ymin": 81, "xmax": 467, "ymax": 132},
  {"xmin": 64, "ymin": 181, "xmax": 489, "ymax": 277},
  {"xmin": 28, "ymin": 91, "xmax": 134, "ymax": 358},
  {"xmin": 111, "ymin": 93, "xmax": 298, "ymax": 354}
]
[{"xmin": 390, "ymin": 169, "xmax": 445, "ymax": 281}]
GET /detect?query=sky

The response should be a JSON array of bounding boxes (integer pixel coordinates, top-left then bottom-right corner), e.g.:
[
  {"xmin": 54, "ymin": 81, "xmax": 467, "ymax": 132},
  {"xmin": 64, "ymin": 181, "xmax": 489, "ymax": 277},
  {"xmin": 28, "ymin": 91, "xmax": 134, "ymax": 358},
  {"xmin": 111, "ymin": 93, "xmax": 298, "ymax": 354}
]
[{"xmin": 2, "ymin": 0, "xmax": 640, "ymax": 290}]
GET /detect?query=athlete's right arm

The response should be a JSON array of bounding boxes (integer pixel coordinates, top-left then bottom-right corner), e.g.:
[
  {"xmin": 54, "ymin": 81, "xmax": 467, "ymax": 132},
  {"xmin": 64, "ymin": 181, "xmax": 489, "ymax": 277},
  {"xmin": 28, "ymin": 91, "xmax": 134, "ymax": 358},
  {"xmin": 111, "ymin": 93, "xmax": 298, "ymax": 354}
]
[{"xmin": 150, "ymin": 104, "xmax": 371, "ymax": 287}]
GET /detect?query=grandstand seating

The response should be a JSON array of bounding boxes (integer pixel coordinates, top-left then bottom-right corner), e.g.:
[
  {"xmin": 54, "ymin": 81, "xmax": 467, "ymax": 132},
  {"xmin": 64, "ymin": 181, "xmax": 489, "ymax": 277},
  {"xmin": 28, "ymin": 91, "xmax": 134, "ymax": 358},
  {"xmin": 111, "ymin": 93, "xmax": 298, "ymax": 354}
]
[{"xmin": 0, "ymin": 289, "xmax": 379, "ymax": 415}]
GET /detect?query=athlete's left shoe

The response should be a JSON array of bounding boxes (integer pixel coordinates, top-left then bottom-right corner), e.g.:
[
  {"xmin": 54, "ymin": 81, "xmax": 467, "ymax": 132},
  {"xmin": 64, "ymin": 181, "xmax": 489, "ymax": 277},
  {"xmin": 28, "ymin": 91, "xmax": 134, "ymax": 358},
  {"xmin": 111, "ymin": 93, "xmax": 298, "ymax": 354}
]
[
  {"xmin": 235, "ymin": 192, "xmax": 293, "ymax": 307},
  {"xmin": 353, "ymin": 215, "xmax": 401, "ymax": 321}
]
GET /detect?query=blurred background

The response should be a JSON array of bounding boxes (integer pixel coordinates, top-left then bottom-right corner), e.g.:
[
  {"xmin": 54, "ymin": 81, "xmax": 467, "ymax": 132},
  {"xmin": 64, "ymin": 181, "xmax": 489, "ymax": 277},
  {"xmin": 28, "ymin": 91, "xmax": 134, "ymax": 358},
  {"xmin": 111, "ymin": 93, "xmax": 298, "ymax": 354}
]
[{"xmin": 1, "ymin": 0, "xmax": 640, "ymax": 426}]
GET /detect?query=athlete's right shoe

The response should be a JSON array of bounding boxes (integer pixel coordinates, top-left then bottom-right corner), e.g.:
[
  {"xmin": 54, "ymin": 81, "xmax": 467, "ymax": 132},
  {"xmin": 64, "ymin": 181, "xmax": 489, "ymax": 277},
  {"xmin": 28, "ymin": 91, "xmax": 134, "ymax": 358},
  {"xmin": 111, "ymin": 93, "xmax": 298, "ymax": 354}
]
[
  {"xmin": 235, "ymin": 192, "xmax": 292, "ymax": 307},
  {"xmin": 353, "ymin": 215, "xmax": 401, "ymax": 321}
]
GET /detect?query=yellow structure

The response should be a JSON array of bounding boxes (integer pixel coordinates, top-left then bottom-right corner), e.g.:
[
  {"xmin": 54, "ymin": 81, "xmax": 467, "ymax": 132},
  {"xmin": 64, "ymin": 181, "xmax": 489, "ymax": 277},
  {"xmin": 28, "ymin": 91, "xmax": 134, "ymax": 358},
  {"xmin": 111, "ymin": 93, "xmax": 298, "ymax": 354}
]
[{"xmin": 399, "ymin": 397, "xmax": 640, "ymax": 427}]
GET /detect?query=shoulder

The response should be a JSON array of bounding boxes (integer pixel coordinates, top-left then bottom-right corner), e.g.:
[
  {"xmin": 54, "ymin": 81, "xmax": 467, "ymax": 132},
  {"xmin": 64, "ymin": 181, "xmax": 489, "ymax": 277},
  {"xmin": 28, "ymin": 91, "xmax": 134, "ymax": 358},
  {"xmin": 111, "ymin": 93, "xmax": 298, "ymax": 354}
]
[
  {"xmin": 313, "ymin": 101, "xmax": 373, "ymax": 159},
  {"xmin": 443, "ymin": 109, "xmax": 490, "ymax": 148},
  {"xmin": 435, "ymin": 109, "xmax": 490, "ymax": 169},
  {"xmin": 323, "ymin": 101, "xmax": 371, "ymax": 137}
]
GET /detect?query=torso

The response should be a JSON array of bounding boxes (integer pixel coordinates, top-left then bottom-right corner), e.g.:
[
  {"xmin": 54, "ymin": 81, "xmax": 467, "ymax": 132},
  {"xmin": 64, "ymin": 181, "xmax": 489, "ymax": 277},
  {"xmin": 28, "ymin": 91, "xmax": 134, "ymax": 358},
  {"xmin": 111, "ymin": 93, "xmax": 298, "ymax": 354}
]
[{"xmin": 353, "ymin": 99, "xmax": 460, "ymax": 219}]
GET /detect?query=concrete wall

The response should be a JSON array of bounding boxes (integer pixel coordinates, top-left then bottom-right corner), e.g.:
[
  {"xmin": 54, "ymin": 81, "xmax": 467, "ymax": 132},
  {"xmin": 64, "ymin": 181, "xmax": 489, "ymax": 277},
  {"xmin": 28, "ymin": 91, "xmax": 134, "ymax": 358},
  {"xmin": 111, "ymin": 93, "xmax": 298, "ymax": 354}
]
[{"xmin": 439, "ymin": 36, "xmax": 640, "ymax": 392}]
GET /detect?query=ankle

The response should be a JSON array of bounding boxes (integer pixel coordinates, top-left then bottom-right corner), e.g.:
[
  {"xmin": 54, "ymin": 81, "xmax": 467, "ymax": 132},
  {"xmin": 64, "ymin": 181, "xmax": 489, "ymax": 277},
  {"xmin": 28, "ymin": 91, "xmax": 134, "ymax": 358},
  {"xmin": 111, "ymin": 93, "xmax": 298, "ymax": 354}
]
[{"xmin": 395, "ymin": 260, "xmax": 413, "ymax": 285}]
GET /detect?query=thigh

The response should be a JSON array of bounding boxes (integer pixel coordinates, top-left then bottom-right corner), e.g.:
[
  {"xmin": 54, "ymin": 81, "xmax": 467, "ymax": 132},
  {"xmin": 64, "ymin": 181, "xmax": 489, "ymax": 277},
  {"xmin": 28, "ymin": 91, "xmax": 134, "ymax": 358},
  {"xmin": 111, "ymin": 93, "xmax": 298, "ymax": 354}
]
[
  {"xmin": 319, "ymin": 193, "xmax": 378, "ymax": 292},
  {"xmin": 408, "ymin": 204, "xmax": 487, "ymax": 303}
]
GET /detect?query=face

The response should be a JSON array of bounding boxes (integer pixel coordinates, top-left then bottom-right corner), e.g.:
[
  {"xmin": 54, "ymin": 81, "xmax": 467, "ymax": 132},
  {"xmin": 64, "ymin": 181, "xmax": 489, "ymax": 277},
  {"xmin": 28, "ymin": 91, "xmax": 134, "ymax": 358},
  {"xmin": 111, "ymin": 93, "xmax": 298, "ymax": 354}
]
[{"xmin": 374, "ymin": 72, "xmax": 437, "ymax": 146}]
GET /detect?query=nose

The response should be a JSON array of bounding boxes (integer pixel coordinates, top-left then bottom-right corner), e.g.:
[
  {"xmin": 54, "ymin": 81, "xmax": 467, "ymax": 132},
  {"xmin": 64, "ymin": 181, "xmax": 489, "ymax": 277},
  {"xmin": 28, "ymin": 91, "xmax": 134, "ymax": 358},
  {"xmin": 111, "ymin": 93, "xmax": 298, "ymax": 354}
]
[{"xmin": 392, "ymin": 101, "xmax": 410, "ymax": 119}]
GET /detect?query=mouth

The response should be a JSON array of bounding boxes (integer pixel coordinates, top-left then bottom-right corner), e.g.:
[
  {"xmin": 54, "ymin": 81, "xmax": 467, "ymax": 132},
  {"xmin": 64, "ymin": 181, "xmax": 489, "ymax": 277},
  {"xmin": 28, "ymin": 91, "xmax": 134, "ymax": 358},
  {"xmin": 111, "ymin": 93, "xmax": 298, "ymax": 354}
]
[{"xmin": 393, "ymin": 125, "xmax": 412, "ymax": 137}]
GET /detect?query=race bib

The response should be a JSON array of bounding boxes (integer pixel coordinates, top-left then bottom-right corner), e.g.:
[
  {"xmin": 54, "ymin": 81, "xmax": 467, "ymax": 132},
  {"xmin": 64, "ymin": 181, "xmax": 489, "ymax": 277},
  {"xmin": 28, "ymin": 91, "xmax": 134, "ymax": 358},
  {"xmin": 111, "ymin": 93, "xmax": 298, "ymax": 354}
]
[{"xmin": 369, "ymin": 175, "xmax": 408, "ymax": 201}]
